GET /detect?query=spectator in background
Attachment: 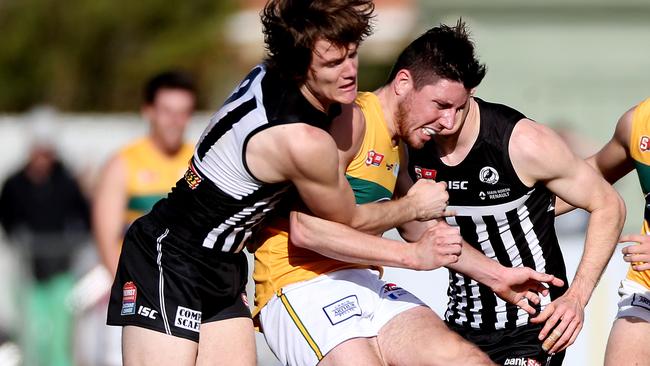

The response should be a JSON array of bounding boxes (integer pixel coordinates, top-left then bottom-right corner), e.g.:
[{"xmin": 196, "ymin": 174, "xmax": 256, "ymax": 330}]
[
  {"xmin": 75, "ymin": 71, "xmax": 196, "ymax": 365},
  {"xmin": 0, "ymin": 112, "xmax": 90, "ymax": 366}
]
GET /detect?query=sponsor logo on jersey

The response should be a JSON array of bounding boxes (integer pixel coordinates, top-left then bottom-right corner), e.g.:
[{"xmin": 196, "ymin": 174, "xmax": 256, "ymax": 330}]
[
  {"xmin": 632, "ymin": 293, "xmax": 650, "ymax": 311},
  {"xmin": 479, "ymin": 166, "xmax": 499, "ymax": 185},
  {"xmin": 322, "ymin": 295, "xmax": 362, "ymax": 325},
  {"xmin": 184, "ymin": 162, "xmax": 202, "ymax": 190},
  {"xmin": 121, "ymin": 282, "xmax": 137, "ymax": 316},
  {"xmin": 640, "ymin": 136, "xmax": 650, "ymax": 152},
  {"xmin": 479, "ymin": 191, "xmax": 486, "ymax": 200},
  {"xmin": 382, "ymin": 283, "xmax": 408, "ymax": 300},
  {"xmin": 365, "ymin": 150, "xmax": 385, "ymax": 166},
  {"xmin": 175, "ymin": 306, "xmax": 202, "ymax": 332},
  {"xmin": 503, "ymin": 357, "xmax": 541, "ymax": 366},
  {"xmin": 137, "ymin": 305, "xmax": 158, "ymax": 319},
  {"xmin": 484, "ymin": 188, "xmax": 511, "ymax": 200},
  {"xmin": 447, "ymin": 181, "xmax": 468, "ymax": 190},
  {"xmin": 414, "ymin": 166, "xmax": 437, "ymax": 180}
]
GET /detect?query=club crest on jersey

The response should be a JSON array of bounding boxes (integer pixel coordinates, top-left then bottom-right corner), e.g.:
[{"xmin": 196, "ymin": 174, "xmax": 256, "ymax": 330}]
[
  {"xmin": 414, "ymin": 166, "xmax": 437, "ymax": 180},
  {"xmin": 121, "ymin": 282, "xmax": 137, "ymax": 316},
  {"xmin": 479, "ymin": 166, "xmax": 499, "ymax": 185},
  {"xmin": 365, "ymin": 150, "xmax": 384, "ymax": 166},
  {"xmin": 640, "ymin": 136, "xmax": 650, "ymax": 152}
]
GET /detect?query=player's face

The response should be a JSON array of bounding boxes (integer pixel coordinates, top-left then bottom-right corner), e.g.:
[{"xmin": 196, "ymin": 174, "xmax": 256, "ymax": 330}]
[
  {"xmin": 144, "ymin": 88, "xmax": 195, "ymax": 154},
  {"xmin": 301, "ymin": 39, "xmax": 359, "ymax": 112},
  {"xmin": 396, "ymin": 78, "xmax": 471, "ymax": 149}
]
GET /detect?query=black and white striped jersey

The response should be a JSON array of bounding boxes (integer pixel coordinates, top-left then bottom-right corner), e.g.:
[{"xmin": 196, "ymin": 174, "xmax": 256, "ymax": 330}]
[
  {"xmin": 150, "ymin": 64, "xmax": 337, "ymax": 254},
  {"xmin": 408, "ymin": 98, "xmax": 569, "ymax": 331}
]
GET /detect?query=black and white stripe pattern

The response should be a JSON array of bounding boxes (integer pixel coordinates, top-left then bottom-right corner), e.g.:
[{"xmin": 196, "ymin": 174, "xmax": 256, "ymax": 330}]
[
  {"xmin": 445, "ymin": 190, "xmax": 553, "ymax": 330},
  {"xmin": 152, "ymin": 64, "xmax": 336, "ymax": 255}
]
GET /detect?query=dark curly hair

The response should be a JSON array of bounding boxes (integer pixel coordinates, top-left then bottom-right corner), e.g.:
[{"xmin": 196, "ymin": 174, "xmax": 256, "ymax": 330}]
[
  {"xmin": 261, "ymin": 0, "xmax": 374, "ymax": 84},
  {"xmin": 386, "ymin": 19, "xmax": 486, "ymax": 90}
]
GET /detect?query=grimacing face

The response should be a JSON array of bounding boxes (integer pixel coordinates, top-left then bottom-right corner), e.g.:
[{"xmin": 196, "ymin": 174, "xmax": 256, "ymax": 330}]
[
  {"xmin": 300, "ymin": 39, "xmax": 359, "ymax": 112},
  {"xmin": 144, "ymin": 88, "xmax": 195, "ymax": 154},
  {"xmin": 396, "ymin": 78, "xmax": 471, "ymax": 149}
]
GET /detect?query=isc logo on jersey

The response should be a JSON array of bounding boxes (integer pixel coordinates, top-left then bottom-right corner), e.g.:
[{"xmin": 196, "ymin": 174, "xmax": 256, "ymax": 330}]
[
  {"xmin": 640, "ymin": 136, "xmax": 650, "ymax": 152},
  {"xmin": 175, "ymin": 306, "xmax": 202, "ymax": 332}
]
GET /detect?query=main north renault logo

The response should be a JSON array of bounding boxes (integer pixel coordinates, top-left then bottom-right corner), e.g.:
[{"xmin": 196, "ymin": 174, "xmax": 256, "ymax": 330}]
[{"xmin": 479, "ymin": 166, "xmax": 499, "ymax": 185}]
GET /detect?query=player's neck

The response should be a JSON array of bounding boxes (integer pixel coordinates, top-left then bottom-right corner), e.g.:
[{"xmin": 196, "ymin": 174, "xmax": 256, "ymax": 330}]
[
  {"xmin": 373, "ymin": 86, "xmax": 398, "ymax": 144},
  {"xmin": 299, "ymin": 84, "xmax": 330, "ymax": 114},
  {"xmin": 435, "ymin": 98, "xmax": 480, "ymax": 165},
  {"xmin": 149, "ymin": 136, "xmax": 182, "ymax": 158}
]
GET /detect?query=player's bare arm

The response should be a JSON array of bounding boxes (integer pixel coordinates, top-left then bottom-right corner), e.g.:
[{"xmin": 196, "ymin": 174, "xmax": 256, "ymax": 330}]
[
  {"xmin": 92, "ymin": 154, "xmax": 127, "ymax": 276},
  {"xmin": 511, "ymin": 119, "xmax": 625, "ymax": 354},
  {"xmin": 327, "ymin": 103, "xmax": 452, "ymax": 235},
  {"xmin": 246, "ymin": 121, "xmax": 357, "ymax": 224}
]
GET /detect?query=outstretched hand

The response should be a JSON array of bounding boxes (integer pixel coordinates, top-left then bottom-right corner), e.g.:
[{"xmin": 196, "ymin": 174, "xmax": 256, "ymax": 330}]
[
  {"xmin": 530, "ymin": 292, "xmax": 584, "ymax": 354},
  {"xmin": 491, "ymin": 267, "xmax": 565, "ymax": 315}
]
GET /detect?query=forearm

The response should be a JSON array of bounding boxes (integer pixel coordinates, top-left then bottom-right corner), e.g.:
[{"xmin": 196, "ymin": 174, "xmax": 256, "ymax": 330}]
[
  {"xmin": 447, "ymin": 243, "xmax": 503, "ymax": 289},
  {"xmin": 291, "ymin": 210, "xmax": 418, "ymax": 268},
  {"xmin": 569, "ymin": 197, "xmax": 625, "ymax": 304},
  {"xmin": 349, "ymin": 198, "xmax": 417, "ymax": 235},
  {"xmin": 95, "ymin": 235, "xmax": 121, "ymax": 276}
]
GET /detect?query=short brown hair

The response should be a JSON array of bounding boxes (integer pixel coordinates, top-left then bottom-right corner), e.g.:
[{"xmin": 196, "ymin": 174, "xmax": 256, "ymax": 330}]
[
  {"xmin": 261, "ymin": 0, "xmax": 374, "ymax": 84},
  {"xmin": 386, "ymin": 20, "xmax": 486, "ymax": 90}
]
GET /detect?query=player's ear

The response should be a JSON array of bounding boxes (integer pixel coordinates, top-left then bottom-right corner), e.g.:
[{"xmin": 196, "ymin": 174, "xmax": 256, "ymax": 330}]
[{"xmin": 394, "ymin": 69, "xmax": 413, "ymax": 97}]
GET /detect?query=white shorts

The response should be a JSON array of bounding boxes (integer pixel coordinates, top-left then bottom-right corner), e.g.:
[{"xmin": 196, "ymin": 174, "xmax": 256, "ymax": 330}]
[
  {"xmin": 259, "ymin": 268, "xmax": 425, "ymax": 366},
  {"xmin": 615, "ymin": 278, "xmax": 650, "ymax": 322}
]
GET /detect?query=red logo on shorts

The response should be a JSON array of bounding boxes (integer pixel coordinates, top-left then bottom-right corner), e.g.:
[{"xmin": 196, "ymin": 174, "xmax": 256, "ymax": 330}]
[
  {"xmin": 121, "ymin": 282, "xmax": 137, "ymax": 316},
  {"xmin": 414, "ymin": 166, "xmax": 437, "ymax": 180}
]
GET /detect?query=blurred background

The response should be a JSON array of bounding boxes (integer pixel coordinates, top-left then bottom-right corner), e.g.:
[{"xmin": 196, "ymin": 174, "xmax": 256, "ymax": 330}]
[{"xmin": 1, "ymin": 0, "xmax": 649, "ymax": 364}]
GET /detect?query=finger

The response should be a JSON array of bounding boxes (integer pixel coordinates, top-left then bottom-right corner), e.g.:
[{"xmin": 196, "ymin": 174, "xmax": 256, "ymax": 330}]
[
  {"xmin": 538, "ymin": 312, "xmax": 562, "ymax": 340},
  {"xmin": 547, "ymin": 321, "xmax": 572, "ymax": 354},
  {"xmin": 525, "ymin": 291, "xmax": 540, "ymax": 305},
  {"xmin": 516, "ymin": 297, "xmax": 537, "ymax": 315},
  {"xmin": 541, "ymin": 328, "xmax": 562, "ymax": 352},
  {"xmin": 550, "ymin": 320, "xmax": 579, "ymax": 354},
  {"xmin": 633, "ymin": 263, "xmax": 650, "ymax": 271},
  {"xmin": 559, "ymin": 322, "xmax": 583, "ymax": 353},
  {"xmin": 550, "ymin": 277, "xmax": 565, "ymax": 287},
  {"xmin": 623, "ymin": 254, "xmax": 650, "ymax": 263},
  {"xmin": 619, "ymin": 234, "xmax": 647, "ymax": 244},
  {"xmin": 438, "ymin": 209, "xmax": 456, "ymax": 217},
  {"xmin": 530, "ymin": 304, "xmax": 553, "ymax": 324}
]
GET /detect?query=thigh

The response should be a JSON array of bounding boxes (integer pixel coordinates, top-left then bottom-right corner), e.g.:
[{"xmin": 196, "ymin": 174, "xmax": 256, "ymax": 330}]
[
  {"xmin": 378, "ymin": 306, "xmax": 494, "ymax": 366},
  {"xmin": 319, "ymin": 337, "xmax": 384, "ymax": 366},
  {"xmin": 196, "ymin": 317, "xmax": 256, "ymax": 366},
  {"xmin": 605, "ymin": 317, "xmax": 650, "ymax": 366},
  {"xmin": 122, "ymin": 325, "xmax": 197, "ymax": 366}
]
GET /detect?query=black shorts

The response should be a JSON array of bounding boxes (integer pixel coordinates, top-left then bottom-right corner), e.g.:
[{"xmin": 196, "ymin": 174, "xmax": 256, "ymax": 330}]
[
  {"xmin": 446, "ymin": 322, "xmax": 566, "ymax": 366},
  {"xmin": 107, "ymin": 215, "xmax": 251, "ymax": 342}
]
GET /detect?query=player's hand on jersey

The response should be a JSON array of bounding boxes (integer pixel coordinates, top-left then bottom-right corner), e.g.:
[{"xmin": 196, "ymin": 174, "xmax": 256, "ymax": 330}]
[
  {"xmin": 405, "ymin": 179, "xmax": 454, "ymax": 221},
  {"xmin": 620, "ymin": 234, "xmax": 650, "ymax": 271},
  {"xmin": 411, "ymin": 220, "xmax": 462, "ymax": 270},
  {"xmin": 490, "ymin": 267, "xmax": 564, "ymax": 315},
  {"xmin": 530, "ymin": 291, "xmax": 584, "ymax": 354}
]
